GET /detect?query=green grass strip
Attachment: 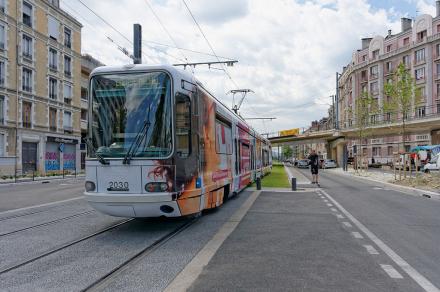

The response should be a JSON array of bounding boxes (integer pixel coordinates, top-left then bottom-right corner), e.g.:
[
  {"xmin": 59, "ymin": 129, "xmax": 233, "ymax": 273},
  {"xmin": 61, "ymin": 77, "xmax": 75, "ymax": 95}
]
[{"xmin": 252, "ymin": 164, "xmax": 290, "ymax": 188}]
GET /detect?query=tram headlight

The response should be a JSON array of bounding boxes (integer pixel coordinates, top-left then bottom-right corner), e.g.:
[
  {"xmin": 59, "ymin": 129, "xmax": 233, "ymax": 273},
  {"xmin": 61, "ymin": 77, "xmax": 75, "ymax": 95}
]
[
  {"xmin": 85, "ymin": 181, "xmax": 96, "ymax": 192},
  {"xmin": 145, "ymin": 182, "xmax": 169, "ymax": 192}
]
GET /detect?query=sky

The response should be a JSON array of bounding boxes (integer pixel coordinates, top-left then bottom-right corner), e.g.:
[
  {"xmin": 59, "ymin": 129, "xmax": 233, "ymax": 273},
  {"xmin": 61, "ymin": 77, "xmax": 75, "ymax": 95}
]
[{"xmin": 61, "ymin": 0, "xmax": 438, "ymax": 134}]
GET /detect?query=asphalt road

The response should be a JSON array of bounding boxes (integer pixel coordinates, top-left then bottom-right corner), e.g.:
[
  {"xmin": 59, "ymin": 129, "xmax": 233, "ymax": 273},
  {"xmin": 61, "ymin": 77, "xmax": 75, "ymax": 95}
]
[
  {"xmin": 296, "ymin": 166, "xmax": 440, "ymax": 290},
  {"xmin": 0, "ymin": 178, "xmax": 85, "ymax": 212}
]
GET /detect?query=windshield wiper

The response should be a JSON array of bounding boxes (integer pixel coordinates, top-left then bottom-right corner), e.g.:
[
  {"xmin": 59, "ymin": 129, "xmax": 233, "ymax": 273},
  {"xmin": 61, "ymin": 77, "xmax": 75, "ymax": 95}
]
[
  {"xmin": 85, "ymin": 138, "xmax": 109, "ymax": 165},
  {"xmin": 123, "ymin": 105, "xmax": 151, "ymax": 165}
]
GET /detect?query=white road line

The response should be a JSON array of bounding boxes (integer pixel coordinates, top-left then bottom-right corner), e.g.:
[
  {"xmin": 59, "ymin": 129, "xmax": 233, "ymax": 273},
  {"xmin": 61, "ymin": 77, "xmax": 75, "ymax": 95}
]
[
  {"xmin": 335, "ymin": 214, "xmax": 345, "ymax": 219},
  {"xmin": 363, "ymin": 245, "xmax": 380, "ymax": 255},
  {"xmin": 323, "ymin": 199, "xmax": 329, "ymax": 202},
  {"xmin": 0, "ymin": 196, "xmax": 84, "ymax": 216},
  {"xmin": 352, "ymin": 231, "xmax": 364, "ymax": 239},
  {"xmin": 331, "ymin": 208, "xmax": 337, "ymax": 212},
  {"xmin": 327, "ymin": 203, "xmax": 333, "ymax": 207},
  {"xmin": 381, "ymin": 264, "xmax": 404, "ymax": 279},
  {"xmin": 342, "ymin": 221, "xmax": 352, "ymax": 228},
  {"xmin": 164, "ymin": 190, "xmax": 262, "ymax": 292},
  {"xmin": 320, "ymin": 189, "xmax": 440, "ymax": 292}
]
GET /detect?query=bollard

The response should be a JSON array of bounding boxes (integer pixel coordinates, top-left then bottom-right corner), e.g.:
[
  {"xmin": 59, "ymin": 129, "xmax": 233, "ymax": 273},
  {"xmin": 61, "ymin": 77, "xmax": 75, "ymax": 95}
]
[
  {"xmin": 291, "ymin": 177, "xmax": 297, "ymax": 191},
  {"xmin": 256, "ymin": 177, "xmax": 262, "ymax": 190}
]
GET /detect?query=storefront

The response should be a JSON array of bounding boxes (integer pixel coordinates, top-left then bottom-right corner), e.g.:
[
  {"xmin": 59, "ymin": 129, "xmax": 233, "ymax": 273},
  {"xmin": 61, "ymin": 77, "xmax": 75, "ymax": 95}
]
[{"xmin": 46, "ymin": 136, "xmax": 79, "ymax": 172}]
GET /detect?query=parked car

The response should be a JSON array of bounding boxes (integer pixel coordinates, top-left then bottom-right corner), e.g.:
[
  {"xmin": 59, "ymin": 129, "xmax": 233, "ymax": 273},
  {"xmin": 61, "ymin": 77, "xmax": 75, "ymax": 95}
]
[
  {"xmin": 423, "ymin": 153, "xmax": 440, "ymax": 173},
  {"xmin": 297, "ymin": 159, "xmax": 309, "ymax": 168},
  {"xmin": 322, "ymin": 159, "xmax": 337, "ymax": 169}
]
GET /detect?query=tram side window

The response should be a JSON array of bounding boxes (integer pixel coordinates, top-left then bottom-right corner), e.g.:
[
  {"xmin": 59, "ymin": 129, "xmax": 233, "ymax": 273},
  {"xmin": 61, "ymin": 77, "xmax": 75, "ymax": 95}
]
[
  {"xmin": 215, "ymin": 117, "xmax": 232, "ymax": 155},
  {"xmin": 176, "ymin": 94, "xmax": 191, "ymax": 158}
]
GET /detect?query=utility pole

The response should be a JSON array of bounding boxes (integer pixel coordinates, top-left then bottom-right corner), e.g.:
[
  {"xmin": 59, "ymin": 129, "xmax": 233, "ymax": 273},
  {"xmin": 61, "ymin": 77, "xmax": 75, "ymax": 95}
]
[
  {"xmin": 335, "ymin": 72, "xmax": 341, "ymax": 130},
  {"xmin": 133, "ymin": 23, "xmax": 142, "ymax": 64}
]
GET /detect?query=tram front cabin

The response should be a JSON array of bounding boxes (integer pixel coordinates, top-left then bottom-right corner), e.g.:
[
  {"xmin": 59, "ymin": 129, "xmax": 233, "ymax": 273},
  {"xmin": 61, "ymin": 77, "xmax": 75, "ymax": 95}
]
[{"xmin": 84, "ymin": 64, "xmax": 272, "ymax": 218}]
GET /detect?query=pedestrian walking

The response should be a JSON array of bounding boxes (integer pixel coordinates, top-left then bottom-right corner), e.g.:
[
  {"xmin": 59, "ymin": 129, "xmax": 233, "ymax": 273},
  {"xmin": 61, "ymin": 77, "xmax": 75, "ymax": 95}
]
[{"xmin": 308, "ymin": 150, "xmax": 320, "ymax": 186}]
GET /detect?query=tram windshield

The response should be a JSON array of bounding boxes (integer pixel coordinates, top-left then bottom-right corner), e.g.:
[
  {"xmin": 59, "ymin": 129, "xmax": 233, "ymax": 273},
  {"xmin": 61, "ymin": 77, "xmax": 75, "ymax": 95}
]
[{"xmin": 89, "ymin": 71, "xmax": 172, "ymax": 159}]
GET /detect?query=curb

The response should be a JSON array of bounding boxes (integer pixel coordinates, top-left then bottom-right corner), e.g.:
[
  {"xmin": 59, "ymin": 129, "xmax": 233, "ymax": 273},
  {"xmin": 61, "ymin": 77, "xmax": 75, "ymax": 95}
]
[
  {"xmin": 0, "ymin": 175, "xmax": 85, "ymax": 187},
  {"xmin": 331, "ymin": 169, "xmax": 440, "ymax": 200}
]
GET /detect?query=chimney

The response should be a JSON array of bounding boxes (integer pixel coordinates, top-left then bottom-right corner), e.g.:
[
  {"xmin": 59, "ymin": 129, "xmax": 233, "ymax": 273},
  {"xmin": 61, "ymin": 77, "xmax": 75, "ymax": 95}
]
[
  {"xmin": 437, "ymin": 0, "xmax": 440, "ymax": 17},
  {"xmin": 401, "ymin": 18, "xmax": 412, "ymax": 32},
  {"xmin": 361, "ymin": 38, "xmax": 372, "ymax": 50}
]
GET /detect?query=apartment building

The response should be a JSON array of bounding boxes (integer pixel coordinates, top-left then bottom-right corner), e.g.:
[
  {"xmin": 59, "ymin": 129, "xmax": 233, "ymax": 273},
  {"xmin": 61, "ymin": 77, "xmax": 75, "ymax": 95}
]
[
  {"xmin": 80, "ymin": 54, "xmax": 103, "ymax": 170},
  {"xmin": 0, "ymin": 0, "xmax": 82, "ymax": 175},
  {"xmin": 338, "ymin": 4, "xmax": 440, "ymax": 163}
]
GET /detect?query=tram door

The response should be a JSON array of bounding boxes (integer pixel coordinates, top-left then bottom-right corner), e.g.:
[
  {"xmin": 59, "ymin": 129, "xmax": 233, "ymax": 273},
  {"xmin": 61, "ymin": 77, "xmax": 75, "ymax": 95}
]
[{"xmin": 22, "ymin": 142, "xmax": 38, "ymax": 173}]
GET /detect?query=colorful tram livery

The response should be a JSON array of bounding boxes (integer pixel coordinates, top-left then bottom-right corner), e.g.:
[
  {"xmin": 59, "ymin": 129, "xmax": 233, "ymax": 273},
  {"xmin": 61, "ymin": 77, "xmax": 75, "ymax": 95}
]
[{"xmin": 84, "ymin": 65, "xmax": 272, "ymax": 218}]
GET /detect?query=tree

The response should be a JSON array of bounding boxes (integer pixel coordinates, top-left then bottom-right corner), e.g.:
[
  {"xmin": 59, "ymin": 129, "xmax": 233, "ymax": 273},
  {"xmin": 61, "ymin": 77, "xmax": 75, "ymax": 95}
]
[
  {"xmin": 383, "ymin": 62, "xmax": 421, "ymax": 153},
  {"xmin": 352, "ymin": 91, "xmax": 378, "ymax": 172},
  {"xmin": 282, "ymin": 145, "xmax": 293, "ymax": 161}
]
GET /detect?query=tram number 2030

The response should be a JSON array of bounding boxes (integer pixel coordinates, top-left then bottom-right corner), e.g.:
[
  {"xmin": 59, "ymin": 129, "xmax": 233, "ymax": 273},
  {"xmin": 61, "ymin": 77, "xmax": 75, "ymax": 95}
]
[{"xmin": 107, "ymin": 181, "xmax": 129, "ymax": 191}]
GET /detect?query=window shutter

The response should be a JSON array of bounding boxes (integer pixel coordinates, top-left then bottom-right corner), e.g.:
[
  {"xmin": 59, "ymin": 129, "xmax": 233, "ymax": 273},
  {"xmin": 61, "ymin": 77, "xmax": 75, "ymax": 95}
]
[{"xmin": 48, "ymin": 16, "xmax": 59, "ymax": 39}]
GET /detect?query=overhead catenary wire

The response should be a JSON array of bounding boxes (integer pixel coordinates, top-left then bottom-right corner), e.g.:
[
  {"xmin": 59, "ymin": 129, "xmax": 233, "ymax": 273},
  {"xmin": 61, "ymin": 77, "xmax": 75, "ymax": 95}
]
[
  {"xmin": 181, "ymin": 0, "xmax": 239, "ymax": 89},
  {"xmin": 142, "ymin": 0, "xmax": 190, "ymax": 65}
]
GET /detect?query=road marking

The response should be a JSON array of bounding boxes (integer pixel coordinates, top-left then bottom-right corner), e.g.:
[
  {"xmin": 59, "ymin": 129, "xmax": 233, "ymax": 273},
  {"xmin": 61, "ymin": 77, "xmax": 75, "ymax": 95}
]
[
  {"xmin": 342, "ymin": 221, "xmax": 352, "ymax": 228},
  {"xmin": 335, "ymin": 214, "xmax": 344, "ymax": 219},
  {"xmin": 373, "ymin": 187, "xmax": 383, "ymax": 190},
  {"xmin": 331, "ymin": 208, "xmax": 337, "ymax": 212},
  {"xmin": 327, "ymin": 203, "xmax": 333, "ymax": 207},
  {"xmin": 363, "ymin": 245, "xmax": 379, "ymax": 255},
  {"xmin": 351, "ymin": 231, "xmax": 364, "ymax": 239},
  {"xmin": 381, "ymin": 264, "xmax": 404, "ymax": 279},
  {"xmin": 164, "ymin": 190, "xmax": 262, "ymax": 292},
  {"xmin": 0, "ymin": 196, "xmax": 84, "ymax": 216},
  {"xmin": 323, "ymin": 199, "xmax": 329, "ymax": 202},
  {"xmin": 320, "ymin": 189, "xmax": 440, "ymax": 292}
]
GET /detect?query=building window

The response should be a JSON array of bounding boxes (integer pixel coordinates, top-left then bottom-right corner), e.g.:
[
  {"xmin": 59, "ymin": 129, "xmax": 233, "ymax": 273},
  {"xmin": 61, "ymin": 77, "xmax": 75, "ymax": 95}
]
[
  {"xmin": 415, "ymin": 67, "xmax": 425, "ymax": 81},
  {"xmin": 416, "ymin": 106, "xmax": 426, "ymax": 118},
  {"xmin": 22, "ymin": 101, "xmax": 32, "ymax": 128},
  {"xmin": 370, "ymin": 114, "xmax": 378, "ymax": 124},
  {"xmin": 415, "ymin": 48, "xmax": 425, "ymax": 63},
  {"xmin": 22, "ymin": 67, "xmax": 32, "ymax": 92},
  {"xmin": 403, "ymin": 37, "xmax": 410, "ymax": 46},
  {"xmin": 372, "ymin": 147, "xmax": 381, "ymax": 156},
  {"xmin": 437, "ymin": 63, "xmax": 440, "ymax": 77},
  {"xmin": 385, "ymin": 61, "xmax": 392, "ymax": 73},
  {"xmin": 0, "ymin": 0, "xmax": 5, "ymax": 13},
  {"xmin": 63, "ymin": 83, "xmax": 72, "ymax": 102},
  {"xmin": 420, "ymin": 86, "xmax": 426, "ymax": 100},
  {"xmin": 370, "ymin": 65, "xmax": 378, "ymax": 79},
  {"xmin": 362, "ymin": 55, "xmax": 367, "ymax": 62},
  {"xmin": 22, "ymin": 34, "xmax": 32, "ymax": 59},
  {"xmin": 361, "ymin": 84, "xmax": 367, "ymax": 93},
  {"xmin": 386, "ymin": 44, "xmax": 392, "ymax": 52},
  {"xmin": 49, "ymin": 108, "xmax": 57, "ymax": 131},
  {"xmin": 0, "ymin": 95, "xmax": 4, "ymax": 123},
  {"xmin": 63, "ymin": 111, "xmax": 72, "ymax": 133},
  {"xmin": 64, "ymin": 55, "xmax": 71, "ymax": 77},
  {"xmin": 437, "ymin": 102, "xmax": 440, "ymax": 113},
  {"xmin": 361, "ymin": 70, "xmax": 367, "ymax": 81},
  {"xmin": 48, "ymin": 16, "xmax": 59, "ymax": 40},
  {"xmin": 372, "ymin": 49, "xmax": 380, "ymax": 60},
  {"xmin": 387, "ymin": 146, "xmax": 394, "ymax": 156},
  {"xmin": 370, "ymin": 81, "xmax": 378, "ymax": 94},
  {"xmin": 49, "ymin": 77, "xmax": 57, "ymax": 100},
  {"xmin": 64, "ymin": 27, "xmax": 71, "ymax": 48},
  {"xmin": 417, "ymin": 30, "xmax": 427, "ymax": 42},
  {"xmin": 0, "ymin": 23, "xmax": 5, "ymax": 50},
  {"xmin": 81, "ymin": 109, "xmax": 87, "ymax": 121},
  {"xmin": 81, "ymin": 87, "xmax": 88, "ymax": 100},
  {"xmin": 49, "ymin": 48, "xmax": 57, "ymax": 70},
  {"xmin": 0, "ymin": 60, "xmax": 4, "ymax": 86},
  {"xmin": 436, "ymin": 44, "xmax": 440, "ymax": 57},
  {"xmin": 403, "ymin": 55, "xmax": 410, "ymax": 66},
  {"xmin": 23, "ymin": 2, "xmax": 32, "ymax": 27}
]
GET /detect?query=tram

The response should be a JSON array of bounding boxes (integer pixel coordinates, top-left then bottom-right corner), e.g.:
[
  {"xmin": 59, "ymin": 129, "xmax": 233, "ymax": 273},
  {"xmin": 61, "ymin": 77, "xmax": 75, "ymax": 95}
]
[{"xmin": 84, "ymin": 64, "xmax": 272, "ymax": 217}]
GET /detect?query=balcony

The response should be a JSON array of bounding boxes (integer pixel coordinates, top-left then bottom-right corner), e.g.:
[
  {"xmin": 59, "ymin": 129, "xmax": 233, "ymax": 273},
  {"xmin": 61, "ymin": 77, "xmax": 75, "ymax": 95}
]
[
  {"xmin": 64, "ymin": 126, "xmax": 73, "ymax": 134},
  {"xmin": 49, "ymin": 64, "xmax": 58, "ymax": 73},
  {"xmin": 81, "ymin": 119, "xmax": 88, "ymax": 130},
  {"xmin": 64, "ymin": 71, "xmax": 72, "ymax": 78},
  {"xmin": 81, "ymin": 99, "xmax": 88, "ymax": 109},
  {"xmin": 49, "ymin": 126, "xmax": 57, "ymax": 132},
  {"xmin": 369, "ymin": 74, "xmax": 378, "ymax": 80},
  {"xmin": 64, "ymin": 40, "xmax": 72, "ymax": 49},
  {"xmin": 22, "ymin": 52, "xmax": 32, "ymax": 61},
  {"xmin": 49, "ymin": 93, "xmax": 57, "ymax": 100}
]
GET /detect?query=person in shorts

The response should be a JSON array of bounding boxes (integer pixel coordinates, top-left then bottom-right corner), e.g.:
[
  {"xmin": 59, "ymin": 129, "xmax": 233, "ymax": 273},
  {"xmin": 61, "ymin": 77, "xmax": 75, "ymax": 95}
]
[{"xmin": 308, "ymin": 150, "xmax": 320, "ymax": 186}]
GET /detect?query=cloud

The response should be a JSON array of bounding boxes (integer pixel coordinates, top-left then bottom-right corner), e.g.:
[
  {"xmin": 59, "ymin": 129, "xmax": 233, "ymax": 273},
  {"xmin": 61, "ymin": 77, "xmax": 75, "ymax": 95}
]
[
  {"xmin": 416, "ymin": 0, "xmax": 435, "ymax": 15},
  {"xmin": 63, "ymin": 0, "xmax": 404, "ymax": 134}
]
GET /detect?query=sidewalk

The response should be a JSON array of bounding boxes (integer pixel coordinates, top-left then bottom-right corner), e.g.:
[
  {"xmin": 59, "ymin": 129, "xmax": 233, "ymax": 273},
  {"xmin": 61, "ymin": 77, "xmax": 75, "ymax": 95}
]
[{"xmin": 187, "ymin": 190, "xmax": 416, "ymax": 291}]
